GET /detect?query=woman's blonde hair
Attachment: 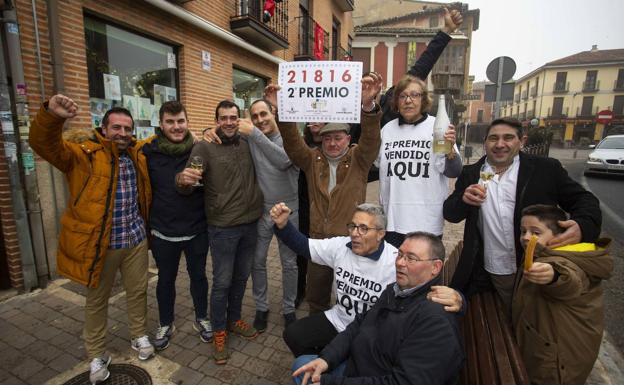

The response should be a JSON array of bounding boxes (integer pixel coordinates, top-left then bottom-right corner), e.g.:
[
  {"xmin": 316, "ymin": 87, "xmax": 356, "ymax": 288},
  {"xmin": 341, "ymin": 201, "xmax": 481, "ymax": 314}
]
[{"xmin": 391, "ymin": 75, "xmax": 432, "ymax": 115}]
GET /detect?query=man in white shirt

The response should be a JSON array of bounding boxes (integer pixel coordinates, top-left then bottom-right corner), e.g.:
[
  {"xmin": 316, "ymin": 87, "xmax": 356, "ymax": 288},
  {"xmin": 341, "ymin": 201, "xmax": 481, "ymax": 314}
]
[{"xmin": 444, "ymin": 117, "xmax": 602, "ymax": 313}]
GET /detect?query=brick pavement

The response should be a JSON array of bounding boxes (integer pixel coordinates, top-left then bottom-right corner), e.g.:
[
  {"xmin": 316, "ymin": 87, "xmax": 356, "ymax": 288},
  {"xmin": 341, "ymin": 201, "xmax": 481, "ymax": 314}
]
[{"xmin": 0, "ymin": 179, "xmax": 621, "ymax": 384}]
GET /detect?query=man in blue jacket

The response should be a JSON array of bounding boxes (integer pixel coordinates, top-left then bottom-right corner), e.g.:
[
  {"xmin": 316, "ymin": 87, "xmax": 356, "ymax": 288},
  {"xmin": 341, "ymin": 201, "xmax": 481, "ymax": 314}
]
[
  {"xmin": 291, "ymin": 232, "xmax": 464, "ymax": 385},
  {"xmin": 141, "ymin": 101, "xmax": 212, "ymax": 350}
]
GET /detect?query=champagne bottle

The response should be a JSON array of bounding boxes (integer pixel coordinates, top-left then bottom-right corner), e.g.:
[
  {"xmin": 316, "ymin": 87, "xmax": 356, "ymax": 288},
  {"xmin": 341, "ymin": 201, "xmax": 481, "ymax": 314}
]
[{"xmin": 432, "ymin": 94, "xmax": 452, "ymax": 154}]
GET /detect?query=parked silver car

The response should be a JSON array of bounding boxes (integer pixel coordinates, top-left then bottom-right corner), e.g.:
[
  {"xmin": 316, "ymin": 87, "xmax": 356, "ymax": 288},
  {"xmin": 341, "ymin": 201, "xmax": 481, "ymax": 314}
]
[{"xmin": 584, "ymin": 135, "xmax": 624, "ymax": 176}]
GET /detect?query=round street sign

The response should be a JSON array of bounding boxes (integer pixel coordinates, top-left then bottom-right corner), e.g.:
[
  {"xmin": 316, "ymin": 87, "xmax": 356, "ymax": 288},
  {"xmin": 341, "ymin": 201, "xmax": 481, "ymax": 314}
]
[
  {"xmin": 486, "ymin": 56, "xmax": 516, "ymax": 83},
  {"xmin": 596, "ymin": 110, "xmax": 613, "ymax": 124}
]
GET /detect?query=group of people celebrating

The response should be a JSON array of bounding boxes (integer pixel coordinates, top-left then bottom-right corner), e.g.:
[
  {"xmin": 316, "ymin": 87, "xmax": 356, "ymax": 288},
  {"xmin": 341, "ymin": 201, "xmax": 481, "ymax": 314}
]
[{"xmin": 28, "ymin": 6, "xmax": 611, "ymax": 385}]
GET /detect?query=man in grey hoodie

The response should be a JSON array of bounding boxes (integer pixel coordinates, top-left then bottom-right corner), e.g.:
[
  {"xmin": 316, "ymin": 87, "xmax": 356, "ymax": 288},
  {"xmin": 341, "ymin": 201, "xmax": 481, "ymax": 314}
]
[{"xmin": 205, "ymin": 99, "xmax": 299, "ymax": 331}]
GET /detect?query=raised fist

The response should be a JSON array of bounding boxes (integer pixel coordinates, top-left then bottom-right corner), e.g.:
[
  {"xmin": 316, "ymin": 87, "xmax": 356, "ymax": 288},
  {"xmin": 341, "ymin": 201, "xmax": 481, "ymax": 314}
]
[{"xmin": 48, "ymin": 94, "xmax": 78, "ymax": 119}]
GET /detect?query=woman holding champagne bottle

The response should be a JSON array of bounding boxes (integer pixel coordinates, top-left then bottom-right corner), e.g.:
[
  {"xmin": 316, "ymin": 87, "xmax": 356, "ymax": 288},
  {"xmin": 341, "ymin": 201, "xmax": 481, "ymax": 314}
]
[{"xmin": 376, "ymin": 75, "xmax": 462, "ymax": 247}]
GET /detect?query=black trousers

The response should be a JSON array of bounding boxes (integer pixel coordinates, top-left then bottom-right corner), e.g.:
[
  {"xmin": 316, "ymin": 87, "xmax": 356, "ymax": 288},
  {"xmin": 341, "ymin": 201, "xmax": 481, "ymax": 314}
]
[{"xmin": 283, "ymin": 311, "xmax": 338, "ymax": 357}]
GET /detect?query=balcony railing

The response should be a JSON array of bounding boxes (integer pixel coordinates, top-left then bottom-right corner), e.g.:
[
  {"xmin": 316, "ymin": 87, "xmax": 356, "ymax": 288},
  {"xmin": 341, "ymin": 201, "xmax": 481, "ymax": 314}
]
[
  {"xmin": 526, "ymin": 110, "xmax": 534, "ymax": 119},
  {"xmin": 614, "ymin": 79, "xmax": 624, "ymax": 91},
  {"xmin": 230, "ymin": 0, "xmax": 289, "ymax": 50},
  {"xmin": 530, "ymin": 86, "xmax": 537, "ymax": 97},
  {"xmin": 582, "ymin": 80, "xmax": 600, "ymax": 92},
  {"xmin": 336, "ymin": 46, "xmax": 352, "ymax": 61},
  {"xmin": 521, "ymin": 90, "xmax": 528, "ymax": 100},
  {"xmin": 519, "ymin": 112, "xmax": 526, "ymax": 121},
  {"xmin": 295, "ymin": 15, "xmax": 329, "ymax": 60},
  {"xmin": 514, "ymin": 93, "xmax": 520, "ymax": 103},
  {"xmin": 576, "ymin": 106, "xmax": 597, "ymax": 118},
  {"xmin": 552, "ymin": 81, "xmax": 569, "ymax": 93},
  {"xmin": 431, "ymin": 74, "xmax": 464, "ymax": 95}
]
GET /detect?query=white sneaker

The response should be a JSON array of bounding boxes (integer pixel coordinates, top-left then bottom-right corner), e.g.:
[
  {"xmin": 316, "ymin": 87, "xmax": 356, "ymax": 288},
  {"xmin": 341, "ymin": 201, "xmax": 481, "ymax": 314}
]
[
  {"xmin": 89, "ymin": 355, "xmax": 111, "ymax": 384},
  {"xmin": 131, "ymin": 335, "xmax": 155, "ymax": 360}
]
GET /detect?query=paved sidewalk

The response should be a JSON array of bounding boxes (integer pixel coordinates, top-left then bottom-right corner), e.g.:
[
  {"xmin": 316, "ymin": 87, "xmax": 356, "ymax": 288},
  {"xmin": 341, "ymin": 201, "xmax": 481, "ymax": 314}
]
[{"xmin": 0, "ymin": 179, "xmax": 621, "ymax": 384}]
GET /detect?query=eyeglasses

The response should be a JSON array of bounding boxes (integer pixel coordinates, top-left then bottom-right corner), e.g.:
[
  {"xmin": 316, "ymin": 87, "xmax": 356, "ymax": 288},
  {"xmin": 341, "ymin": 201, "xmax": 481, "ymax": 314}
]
[
  {"xmin": 394, "ymin": 251, "xmax": 439, "ymax": 264},
  {"xmin": 398, "ymin": 92, "xmax": 423, "ymax": 103},
  {"xmin": 346, "ymin": 223, "xmax": 383, "ymax": 235}
]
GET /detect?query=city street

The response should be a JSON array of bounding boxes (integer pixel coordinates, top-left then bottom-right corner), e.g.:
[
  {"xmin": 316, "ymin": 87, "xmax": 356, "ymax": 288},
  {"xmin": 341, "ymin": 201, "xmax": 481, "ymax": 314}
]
[{"xmin": 561, "ymin": 158, "xmax": 624, "ymax": 353}]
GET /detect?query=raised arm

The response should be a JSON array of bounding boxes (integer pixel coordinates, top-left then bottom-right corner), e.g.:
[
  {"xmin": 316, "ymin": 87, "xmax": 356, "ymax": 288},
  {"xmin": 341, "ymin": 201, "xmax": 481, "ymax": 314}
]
[
  {"xmin": 246, "ymin": 125, "xmax": 294, "ymax": 171},
  {"xmin": 408, "ymin": 8, "xmax": 462, "ymax": 80},
  {"xmin": 29, "ymin": 95, "xmax": 79, "ymax": 173}
]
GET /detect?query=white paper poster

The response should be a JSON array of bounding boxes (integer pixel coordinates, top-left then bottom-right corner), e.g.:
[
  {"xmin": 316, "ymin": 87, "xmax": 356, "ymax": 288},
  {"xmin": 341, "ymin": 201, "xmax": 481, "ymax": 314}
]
[
  {"xmin": 123, "ymin": 95, "xmax": 139, "ymax": 118},
  {"xmin": 103, "ymin": 74, "xmax": 121, "ymax": 101},
  {"xmin": 165, "ymin": 86, "xmax": 177, "ymax": 101},
  {"xmin": 150, "ymin": 104, "xmax": 160, "ymax": 127},
  {"xmin": 167, "ymin": 52, "xmax": 177, "ymax": 69},
  {"xmin": 277, "ymin": 61, "xmax": 363, "ymax": 123},
  {"xmin": 202, "ymin": 50, "xmax": 211, "ymax": 71},
  {"xmin": 135, "ymin": 126, "xmax": 155, "ymax": 140},
  {"xmin": 138, "ymin": 97, "xmax": 151, "ymax": 120}
]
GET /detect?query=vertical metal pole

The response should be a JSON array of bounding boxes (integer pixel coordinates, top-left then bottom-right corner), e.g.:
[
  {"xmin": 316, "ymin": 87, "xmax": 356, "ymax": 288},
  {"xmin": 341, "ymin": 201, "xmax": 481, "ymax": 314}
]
[
  {"xmin": 0, "ymin": 20, "xmax": 38, "ymax": 291},
  {"xmin": 494, "ymin": 56, "xmax": 504, "ymax": 119},
  {"xmin": 3, "ymin": 8, "xmax": 50, "ymax": 287}
]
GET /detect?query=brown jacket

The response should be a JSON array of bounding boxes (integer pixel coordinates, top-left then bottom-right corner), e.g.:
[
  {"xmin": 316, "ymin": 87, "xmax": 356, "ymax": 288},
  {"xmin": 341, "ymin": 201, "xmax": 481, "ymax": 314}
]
[
  {"xmin": 279, "ymin": 110, "xmax": 381, "ymax": 238},
  {"xmin": 512, "ymin": 239, "xmax": 613, "ymax": 385},
  {"xmin": 184, "ymin": 139, "xmax": 263, "ymax": 227},
  {"xmin": 30, "ymin": 106, "xmax": 151, "ymax": 288}
]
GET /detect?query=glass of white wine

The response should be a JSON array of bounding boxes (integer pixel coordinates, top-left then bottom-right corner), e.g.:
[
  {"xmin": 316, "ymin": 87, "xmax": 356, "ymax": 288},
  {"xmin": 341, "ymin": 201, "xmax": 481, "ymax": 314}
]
[
  {"xmin": 190, "ymin": 155, "xmax": 204, "ymax": 187},
  {"xmin": 479, "ymin": 163, "xmax": 494, "ymax": 187}
]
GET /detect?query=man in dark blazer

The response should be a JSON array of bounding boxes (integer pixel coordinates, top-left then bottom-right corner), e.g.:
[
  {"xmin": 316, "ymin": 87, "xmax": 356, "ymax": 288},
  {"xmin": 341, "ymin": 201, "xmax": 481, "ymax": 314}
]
[{"xmin": 443, "ymin": 118, "xmax": 601, "ymax": 309}]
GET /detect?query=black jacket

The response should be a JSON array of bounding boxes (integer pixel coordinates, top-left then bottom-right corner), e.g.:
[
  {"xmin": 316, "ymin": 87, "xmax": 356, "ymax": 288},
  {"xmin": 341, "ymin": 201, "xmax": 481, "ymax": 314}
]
[
  {"xmin": 443, "ymin": 153, "xmax": 602, "ymax": 294},
  {"xmin": 318, "ymin": 275, "xmax": 464, "ymax": 385},
  {"xmin": 142, "ymin": 139, "xmax": 207, "ymax": 237},
  {"xmin": 350, "ymin": 31, "xmax": 452, "ymax": 145}
]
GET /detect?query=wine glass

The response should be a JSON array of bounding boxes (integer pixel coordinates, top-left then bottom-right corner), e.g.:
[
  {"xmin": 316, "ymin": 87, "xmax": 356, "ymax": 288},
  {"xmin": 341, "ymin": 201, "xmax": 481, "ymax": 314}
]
[
  {"xmin": 479, "ymin": 163, "xmax": 494, "ymax": 188},
  {"xmin": 190, "ymin": 155, "xmax": 204, "ymax": 187}
]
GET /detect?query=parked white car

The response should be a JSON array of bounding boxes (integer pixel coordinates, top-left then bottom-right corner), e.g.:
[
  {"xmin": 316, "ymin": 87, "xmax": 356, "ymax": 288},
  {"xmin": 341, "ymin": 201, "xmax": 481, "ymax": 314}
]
[{"xmin": 584, "ymin": 135, "xmax": 624, "ymax": 176}]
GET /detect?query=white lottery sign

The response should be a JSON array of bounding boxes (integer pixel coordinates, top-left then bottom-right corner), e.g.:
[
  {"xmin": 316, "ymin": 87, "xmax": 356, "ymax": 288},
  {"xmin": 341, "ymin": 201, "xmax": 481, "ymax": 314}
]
[{"xmin": 277, "ymin": 61, "xmax": 363, "ymax": 123}]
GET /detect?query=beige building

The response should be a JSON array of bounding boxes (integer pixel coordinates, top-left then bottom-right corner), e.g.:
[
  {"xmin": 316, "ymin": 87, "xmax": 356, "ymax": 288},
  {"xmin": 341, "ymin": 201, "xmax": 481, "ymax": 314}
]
[{"xmin": 501, "ymin": 46, "xmax": 624, "ymax": 146}]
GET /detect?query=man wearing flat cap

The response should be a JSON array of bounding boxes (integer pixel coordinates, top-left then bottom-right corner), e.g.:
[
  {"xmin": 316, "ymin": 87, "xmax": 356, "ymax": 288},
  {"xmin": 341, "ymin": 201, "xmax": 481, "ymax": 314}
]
[{"xmin": 264, "ymin": 73, "xmax": 383, "ymax": 315}]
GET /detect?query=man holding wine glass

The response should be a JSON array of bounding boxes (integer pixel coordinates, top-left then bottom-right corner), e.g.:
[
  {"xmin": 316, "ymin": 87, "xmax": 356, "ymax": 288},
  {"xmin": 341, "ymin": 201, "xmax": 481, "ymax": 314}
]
[
  {"xmin": 140, "ymin": 101, "xmax": 212, "ymax": 352},
  {"xmin": 176, "ymin": 100, "xmax": 263, "ymax": 365},
  {"xmin": 443, "ymin": 117, "xmax": 602, "ymax": 314}
]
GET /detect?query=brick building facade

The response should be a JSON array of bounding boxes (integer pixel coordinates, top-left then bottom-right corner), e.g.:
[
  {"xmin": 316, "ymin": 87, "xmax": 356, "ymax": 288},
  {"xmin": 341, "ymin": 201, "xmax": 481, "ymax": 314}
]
[{"xmin": 0, "ymin": 0, "xmax": 354, "ymax": 291}]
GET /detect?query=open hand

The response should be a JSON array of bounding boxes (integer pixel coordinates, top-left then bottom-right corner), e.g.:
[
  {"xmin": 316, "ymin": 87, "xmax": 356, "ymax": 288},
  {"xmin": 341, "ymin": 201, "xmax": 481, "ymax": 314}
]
[
  {"xmin": 547, "ymin": 220, "xmax": 581, "ymax": 248},
  {"xmin": 292, "ymin": 357, "xmax": 328, "ymax": 385},
  {"xmin": 428, "ymin": 285, "xmax": 463, "ymax": 312}
]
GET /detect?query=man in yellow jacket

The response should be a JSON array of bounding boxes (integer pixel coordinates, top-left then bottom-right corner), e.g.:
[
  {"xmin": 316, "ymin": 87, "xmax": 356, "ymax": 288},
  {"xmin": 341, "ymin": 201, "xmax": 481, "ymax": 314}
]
[{"xmin": 30, "ymin": 94, "xmax": 154, "ymax": 384}]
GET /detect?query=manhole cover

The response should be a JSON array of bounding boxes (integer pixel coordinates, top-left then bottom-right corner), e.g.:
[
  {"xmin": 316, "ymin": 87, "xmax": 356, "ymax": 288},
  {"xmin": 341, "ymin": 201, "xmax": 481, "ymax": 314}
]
[{"xmin": 62, "ymin": 364, "xmax": 152, "ymax": 385}]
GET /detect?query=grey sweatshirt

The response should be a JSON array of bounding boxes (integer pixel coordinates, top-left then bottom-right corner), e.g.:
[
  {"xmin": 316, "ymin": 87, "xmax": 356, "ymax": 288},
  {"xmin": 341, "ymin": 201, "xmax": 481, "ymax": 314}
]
[{"xmin": 247, "ymin": 127, "xmax": 300, "ymax": 211}]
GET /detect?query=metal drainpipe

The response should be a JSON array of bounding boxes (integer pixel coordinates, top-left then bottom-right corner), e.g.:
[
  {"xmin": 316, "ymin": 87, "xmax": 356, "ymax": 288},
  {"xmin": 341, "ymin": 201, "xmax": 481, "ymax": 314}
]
[
  {"xmin": 0, "ymin": 16, "xmax": 38, "ymax": 291},
  {"xmin": 45, "ymin": 0, "xmax": 68, "ymax": 278},
  {"xmin": 3, "ymin": 6, "xmax": 50, "ymax": 288}
]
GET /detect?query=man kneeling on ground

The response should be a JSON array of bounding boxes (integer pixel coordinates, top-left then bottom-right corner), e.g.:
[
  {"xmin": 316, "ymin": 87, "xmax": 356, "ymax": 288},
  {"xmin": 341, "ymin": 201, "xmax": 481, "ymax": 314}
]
[{"xmin": 291, "ymin": 232, "xmax": 465, "ymax": 385}]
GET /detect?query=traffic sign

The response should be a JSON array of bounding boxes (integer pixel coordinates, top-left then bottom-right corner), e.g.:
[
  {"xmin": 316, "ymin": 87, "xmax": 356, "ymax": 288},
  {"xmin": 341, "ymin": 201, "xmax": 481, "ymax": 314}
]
[
  {"xmin": 486, "ymin": 56, "xmax": 516, "ymax": 84},
  {"xmin": 596, "ymin": 110, "xmax": 613, "ymax": 124}
]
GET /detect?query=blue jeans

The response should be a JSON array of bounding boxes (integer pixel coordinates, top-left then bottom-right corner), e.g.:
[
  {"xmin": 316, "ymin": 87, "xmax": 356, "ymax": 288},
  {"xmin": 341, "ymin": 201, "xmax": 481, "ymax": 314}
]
[
  {"xmin": 292, "ymin": 355, "xmax": 346, "ymax": 385},
  {"xmin": 208, "ymin": 221, "xmax": 258, "ymax": 331},
  {"xmin": 151, "ymin": 232, "xmax": 209, "ymax": 326}
]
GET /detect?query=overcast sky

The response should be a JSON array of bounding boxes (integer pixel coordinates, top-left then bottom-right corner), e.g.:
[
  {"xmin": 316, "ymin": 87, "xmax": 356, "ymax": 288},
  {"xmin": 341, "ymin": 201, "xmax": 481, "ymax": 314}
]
[{"xmin": 464, "ymin": 0, "xmax": 624, "ymax": 82}]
